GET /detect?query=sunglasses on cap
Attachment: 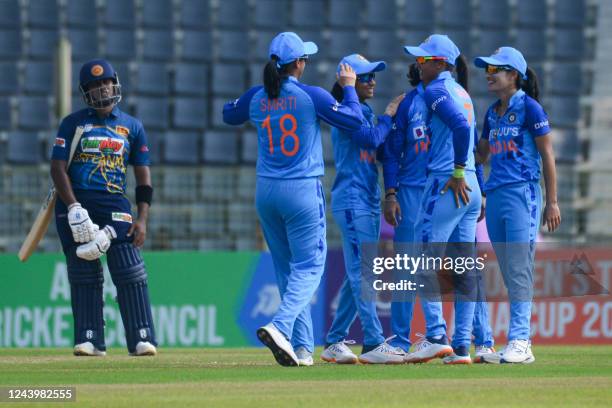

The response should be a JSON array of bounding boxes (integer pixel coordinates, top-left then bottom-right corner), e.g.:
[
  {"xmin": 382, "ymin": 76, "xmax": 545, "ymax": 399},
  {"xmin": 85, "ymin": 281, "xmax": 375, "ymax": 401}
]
[
  {"xmin": 357, "ymin": 73, "xmax": 376, "ymax": 83},
  {"xmin": 486, "ymin": 65, "xmax": 514, "ymax": 75},
  {"xmin": 416, "ymin": 56, "xmax": 447, "ymax": 64}
]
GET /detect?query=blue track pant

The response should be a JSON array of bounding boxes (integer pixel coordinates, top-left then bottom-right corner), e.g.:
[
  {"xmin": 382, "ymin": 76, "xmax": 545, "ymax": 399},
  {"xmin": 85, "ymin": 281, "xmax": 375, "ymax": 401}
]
[
  {"xmin": 255, "ymin": 176, "xmax": 327, "ymax": 353},
  {"xmin": 486, "ymin": 181, "xmax": 541, "ymax": 341},
  {"xmin": 325, "ymin": 209, "xmax": 385, "ymax": 347}
]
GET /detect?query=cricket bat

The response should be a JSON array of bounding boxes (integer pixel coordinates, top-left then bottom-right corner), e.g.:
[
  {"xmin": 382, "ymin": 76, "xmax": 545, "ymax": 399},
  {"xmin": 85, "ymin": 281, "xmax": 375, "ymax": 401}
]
[{"xmin": 18, "ymin": 126, "xmax": 85, "ymax": 262}]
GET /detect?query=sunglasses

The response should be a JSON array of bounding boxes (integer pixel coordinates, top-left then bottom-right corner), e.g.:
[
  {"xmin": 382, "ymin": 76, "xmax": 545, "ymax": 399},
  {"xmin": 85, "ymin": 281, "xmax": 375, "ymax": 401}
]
[
  {"xmin": 486, "ymin": 65, "xmax": 514, "ymax": 75},
  {"xmin": 416, "ymin": 56, "xmax": 447, "ymax": 64},
  {"xmin": 357, "ymin": 73, "xmax": 376, "ymax": 83}
]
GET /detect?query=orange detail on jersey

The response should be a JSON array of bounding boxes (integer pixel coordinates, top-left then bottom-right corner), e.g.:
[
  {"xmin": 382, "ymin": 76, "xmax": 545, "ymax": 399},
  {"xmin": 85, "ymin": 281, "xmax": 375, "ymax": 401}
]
[
  {"xmin": 91, "ymin": 65, "xmax": 104, "ymax": 76},
  {"xmin": 359, "ymin": 149, "xmax": 376, "ymax": 163},
  {"xmin": 54, "ymin": 137, "xmax": 66, "ymax": 147},
  {"xmin": 489, "ymin": 139, "xmax": 518, "ymax": 155}
]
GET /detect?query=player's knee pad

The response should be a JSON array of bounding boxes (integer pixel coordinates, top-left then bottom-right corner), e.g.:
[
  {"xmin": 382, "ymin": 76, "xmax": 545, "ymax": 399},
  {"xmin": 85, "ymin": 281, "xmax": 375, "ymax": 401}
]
[
  {"xmin": 66, "ymin": 249, "xmax": 105, "ymax": 348},
  {"xmin": 106, "ymin": 243, "xmax": 156, "ymax": 351}
]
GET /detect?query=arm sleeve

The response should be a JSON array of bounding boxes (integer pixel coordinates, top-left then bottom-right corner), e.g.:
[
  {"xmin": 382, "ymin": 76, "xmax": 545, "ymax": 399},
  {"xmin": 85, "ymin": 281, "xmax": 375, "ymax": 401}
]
[
  {"xmin": 129, "ymin": 121, "xmax": 151, "ymax": 166},
  {"xmin": 524, "ymin": 97, "xmax": 551, "ymax": 137},
  {"xmin": 346, "ymin": 114, "xmax": 393, "ymax": 149},
  {"xmin": 475, "ymin": 162, "xmax": 485, "ymax": 194},
  {"xmin": 304, "ymin": 85, "xmax": 364, "ymax": 132},
  {"xmin": 222, "ymin": 86, "xmax": 262, "ymax": 125},
  {"xmin": 51, "ymin": 117, "xmax": 76, "ymax": 161},
  {"xmin": 424, "ymin": 85, "xmax": 471, "ymax": 167},
  {"xmin": 382, "ymin": 97, "xmax": 411, "ymax": 190}
]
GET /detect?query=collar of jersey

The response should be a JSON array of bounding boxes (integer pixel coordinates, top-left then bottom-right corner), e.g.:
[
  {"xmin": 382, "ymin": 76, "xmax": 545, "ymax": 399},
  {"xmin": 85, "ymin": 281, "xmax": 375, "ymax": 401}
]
[
  {"xmin": 493, "ymin": 89, "xmax": 525, "ymax": 118},
  {"xmin": 284, "ymin": 76, "xmax": 299, "ymax": 83},
  {"xmin": 432, "ymin": 71, "xmax": 453, "ymax": 83},
  {"xmin": 87, "ymin": 105, "xmax": 120, "ymax": 118},
  {"xmin": 416, "ymin": 82, "xmax": 425, "ymax": 95}
]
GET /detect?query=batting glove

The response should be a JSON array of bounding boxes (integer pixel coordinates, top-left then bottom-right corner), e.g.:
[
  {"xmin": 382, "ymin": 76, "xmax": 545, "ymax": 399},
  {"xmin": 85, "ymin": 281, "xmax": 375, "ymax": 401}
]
[{"xmin": 68, "ymin": 202, "xmax": 99, "ymax": 243}]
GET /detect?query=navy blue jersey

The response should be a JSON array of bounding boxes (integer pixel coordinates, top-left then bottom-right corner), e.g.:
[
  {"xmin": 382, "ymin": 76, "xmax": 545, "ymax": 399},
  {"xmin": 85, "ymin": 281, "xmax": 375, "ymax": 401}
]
[
  {"xmin": 482, "ymin": 90, "xmax": 550, "ymax": 191},
  {"xmin": 51, "ymin": 106, "xmax": 150, "ymax": 194},
  {"xmin": 223, "ymin": 76, "xmax": 363, "ymax": 179}
]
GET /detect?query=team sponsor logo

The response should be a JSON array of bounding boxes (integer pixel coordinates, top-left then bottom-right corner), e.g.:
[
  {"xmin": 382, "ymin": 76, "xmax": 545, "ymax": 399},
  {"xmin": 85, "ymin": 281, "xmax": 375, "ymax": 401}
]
[
  {"xmin": 410, "ymin": 111, "xmax": 423, "ymax": 123},
  {"xmin": 431, "ymin": 95, "xmax": 447, "ymax": 111},
  {"xmin": 508, "ymin": 112, "xmax": 517, "ymax": 123},
  {"xmin": 115, "ymin": 125, "xmax": 129, "ymax": 137},
  {"xmin": 534, "ymin": 120, "xmax": 549, "ymax": 130},
  {"xmin": 140, "ymin": 145, "xmax": 149, "ymax": 153},
  {"xmin": 356, "ymin": 54, "xmax": 367, "ymax": 61},
  {"xmin": 81, "ymin": 136, "xmax": 125, "ymax": 155},
  {"xmin": 413, "ymin": 125, "xmax": 426, "ymax": 140},
  {"xmin": 111, "ymin": 212, "xmax": 132, "ymax": 223},
  {"xmin": 332, "ymin": 101, "xmax": 340, "ymax": 111},
  {"xmin": 359, "ymin": 149, "xmax": 376, "ymax": 164},
  {"xmin": 493, "ymin": 48, "xmax": 501, "ymax": 55},
  {"xmin": 91, "ymin": 65, "xmax": 104, "ymax": 76},
  {"xmin": 54, "ymin": 137, "xmax": 66, "ymax": 147},
  {"xmin": 489, "ymin": 126, "xmax": 520, "ymax": 139}
]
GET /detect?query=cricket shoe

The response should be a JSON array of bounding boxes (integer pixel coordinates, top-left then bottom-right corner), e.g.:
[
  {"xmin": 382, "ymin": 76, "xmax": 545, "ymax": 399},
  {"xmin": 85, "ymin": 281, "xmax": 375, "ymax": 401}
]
[
  {"xmin": 358, "ymin": 337, "xmax": 405, "ymax": 364},
  {"xmin": 257, "ymin": 323, "xmax": 299, "ymax": 367},
  {"xmin": 73, "ymin": 342, "xmax": 106, "ymax": 357},
  {"xmin": 129, "ymin": 341, "xmax": 157, "ymax": 356},
  {"xmin": 481, "ymin": 340, "xmax": 535, "ymax": 364},
  {"xmin": 295, "ymin": 347, "xmax": 314, "ymax": 366},
  {"xmin": 473, "ymin": 345, "xmax": 496, "ymax": 364},
  {"xmin": 321, "ymin": 340, "xmax": 358, "ymax": 364},
  {"xmin": 442, "ymin": 346, "xmax": 472, "ymax": 365},
  {"xmin": 404, "ymin": 333, "xmax": 453, "ymax": 364}
]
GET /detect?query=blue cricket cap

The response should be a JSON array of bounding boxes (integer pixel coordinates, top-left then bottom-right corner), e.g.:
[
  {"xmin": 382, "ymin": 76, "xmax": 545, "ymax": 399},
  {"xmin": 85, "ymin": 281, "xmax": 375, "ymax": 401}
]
[
  {"xmin": 268, "ymin": 32, "xmax": 318, "ymax": 66},
  {"xmin": 79, "ymin": 59, "xmax": 118, "ymax": 89},
  {"xmin": 474, "ymin": 47, "xmax": 528, "ymax": 79},
  {"xmin": 404, "ymin": 34, "xmax": 460, "ymax": 65},
  {"xmin": 337, "ymin": 54, "xmax": 386, "ymax": 75}
]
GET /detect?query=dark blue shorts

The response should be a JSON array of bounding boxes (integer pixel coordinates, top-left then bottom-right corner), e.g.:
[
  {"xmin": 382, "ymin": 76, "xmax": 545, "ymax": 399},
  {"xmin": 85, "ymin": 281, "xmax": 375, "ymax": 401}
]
[{"xmin": 55, "ymin": 190, "xmax": 134, "ymax": 252}]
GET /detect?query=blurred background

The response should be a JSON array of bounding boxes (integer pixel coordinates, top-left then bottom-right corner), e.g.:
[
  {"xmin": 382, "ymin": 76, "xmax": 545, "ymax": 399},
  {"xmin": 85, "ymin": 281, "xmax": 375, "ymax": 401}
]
[{"xmin": 0, "ymin": 0, "xmax": 609, "ymax": 254}]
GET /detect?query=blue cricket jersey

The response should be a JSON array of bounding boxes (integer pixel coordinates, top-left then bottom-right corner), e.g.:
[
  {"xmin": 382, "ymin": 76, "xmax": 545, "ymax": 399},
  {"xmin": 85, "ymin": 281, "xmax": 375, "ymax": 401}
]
[
  {"xmin": 331, "ymin": 102, "xmax": 393, "ymax": 212},
  {"xmin": 383, "ymin": 85, "xmax": 430, "ymax": 190},
  {"xmin": 423, "ymin": 71, "xmax": 476, "ymax": 175},
  {"xmin": 223, "ymin": 76, "xmax": 363, "ymax": 179},
  {"xmin": 482, "ymin": 89, "xmax": 550, "ymax": 192},
  {"xmin": 51, "ymin": 106, "xmax": 150, "ymax": 194}
]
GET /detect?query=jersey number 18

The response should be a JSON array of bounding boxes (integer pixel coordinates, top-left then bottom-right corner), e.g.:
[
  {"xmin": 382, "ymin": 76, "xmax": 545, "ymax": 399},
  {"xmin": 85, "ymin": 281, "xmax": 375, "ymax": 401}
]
[{"xmin": 261, "ymin": 114, "xmax": 299, "ymax": 157}]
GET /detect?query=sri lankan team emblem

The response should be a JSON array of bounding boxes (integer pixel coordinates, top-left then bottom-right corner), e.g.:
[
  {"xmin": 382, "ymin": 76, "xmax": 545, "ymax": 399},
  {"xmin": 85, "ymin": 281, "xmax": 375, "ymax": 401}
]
[{"xmin": 115, "ymin": 125, "xmax": 130, "ymax": 137}]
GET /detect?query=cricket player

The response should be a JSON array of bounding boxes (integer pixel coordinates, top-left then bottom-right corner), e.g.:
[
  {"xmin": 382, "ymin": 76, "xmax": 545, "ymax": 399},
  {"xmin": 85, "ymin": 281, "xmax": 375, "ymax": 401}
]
[
  {"xmin": 50, "ymin": 59, "xmax": 157, "ymax": 356},
  {"xmin": 384, "ymin": 63, "xmax": 495, "ymax": 360},
  {"xmin": 320, "ymin": 54, "xmax": 405, "ymax": 365},
  {"xmin": 223, "ymin": 32, "xmax": 365, "ymax": 367},
  {"xmin": 473, "ymin": 47, "xmax": 561, "ymax": 364},
  {"xmin": 400, "ymin": 34, "xmax": 481, "ymax": 365}
]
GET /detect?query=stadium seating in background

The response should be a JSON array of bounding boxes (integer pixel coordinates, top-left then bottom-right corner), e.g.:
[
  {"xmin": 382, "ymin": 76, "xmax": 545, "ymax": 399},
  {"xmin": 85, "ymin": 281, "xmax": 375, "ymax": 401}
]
[
  {"xmin": 132, "ymin": 97, "xmax": 169, "ymax": 130},
  {"xmin": 0, "ymin": 0, "xmax": 20, "ymax": 29},
  {"xmin": 173, "ymin": 97, "xmax": 208, "ymax": 130},
  {"xmin": 163, "ymin": 130, "xmax": 199, "ymax": 165},
  {"xmin": 103, "ymin": 29, "xmax": 136, "ymax": 61},
  {"xmin": 27, "ymin": 29, "xmax": 59, "ymax": 60},
  {"xmin": 363, "ymin": 0, "xmax": 398, "ymax": 28},
  {"xmin": 329, "ymin": 0, "xmax": 360, "ymax": 28},
  {"xmin": 291, "ymin": 0, "xmax": 326, "ymax": 28},
  {"xmin": 66, "ymin": 0, "xmax": 97, "ymax": 29},
  {"xmin": 217, "ymin": 0, "xmax": 249, "ymax": 29},
  {"xmin": 26, "ymin": 0, "xmax": 59, "ymax": 29},
  {"xmin": 7, "ymin": 131, "xmax": 41, "ymax": 164},
  {"xmin": 133, "ymin": 62, "xmax": 169, "ymax": 96},
  {"xmin": 554, "ymin": 0, "xmax": 586, "ymax": 28},
  {"xmin": 103, "ymin": 0, "xmax": 136, "ymax": 29},
  {"xmin": 0, "ymin": 28, "xmax": 21, "ymax": 59},
  {"xmin": 240, "ymin": 130, "xmax": 258, "ymax": 165},
  {"xmin": 174, "ymin": 63, "xmax": 208, "ymax": 96},
  {"xmin": 17, "ymin": 96, "xmax": 52, "ymax": 130},
  {"xmin": 178, "ymin": 30, "xmax": 212, "ymax": 62},
  {"xmin": 0, "ymin": 62, "xmax": 19, "ymax": 95},
  {"xmin": 439, "ymin": 0, "xmax": 472, "ymax": 28},
  {"xmin": 177, "ymin": 0, "xmax": 210, "ymax": 30},
  {"xmin": 202, "ymin": 130, "xmax": 239, "ymax": 165},
  {"xmin": 141, "ymin": 0, "xmax": 173, "ymax": 29},
  {"xmin": 253, "ymin": 0, "xmax": 288, "ymax": 29},
  {"xmin": 67, "ymin": 29, "xmax": 100, "ymax": 61},
  {"xmin": 140, "ymin": 29, "xmax": 174, "ymax": 61},
  {"xmin": 478, "ymin": 1, "xmax": 511, "ymax": 29},
  {"xmin": 23, "ymin": 61, "xmax": 53, "ymax": 95}
]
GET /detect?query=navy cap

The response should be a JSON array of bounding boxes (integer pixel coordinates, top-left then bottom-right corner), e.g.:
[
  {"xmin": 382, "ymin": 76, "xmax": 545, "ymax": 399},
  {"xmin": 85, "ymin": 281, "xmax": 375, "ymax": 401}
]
[
  {"xmin": 404, "ymin": 34, "xmax": 460, "ymax": 65},
  {"xmin": 268, "ymin": 32, "xmax": 318, "ymax": 66},
  {"xmin": 474, "ymin": 47, "xmax": 528, "ymax": 79},
  {"xmin": 79, "ymin": 59, "xmax": 118, "ymax": 89},
  {"xmin": 337, "ymin": 54, "xmax": 386, "ymax": 75}
]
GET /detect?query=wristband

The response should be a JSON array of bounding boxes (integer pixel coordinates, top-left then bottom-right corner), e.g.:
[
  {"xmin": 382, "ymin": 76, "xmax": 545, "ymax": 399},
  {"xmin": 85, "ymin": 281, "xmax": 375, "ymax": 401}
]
[
  {"xmin": 452, "ymin": 168, "xmax": 465, "ymax": 179},
  {"xmin": 135, "ymin": 185, "xmax": 153, "ymax": 206}
]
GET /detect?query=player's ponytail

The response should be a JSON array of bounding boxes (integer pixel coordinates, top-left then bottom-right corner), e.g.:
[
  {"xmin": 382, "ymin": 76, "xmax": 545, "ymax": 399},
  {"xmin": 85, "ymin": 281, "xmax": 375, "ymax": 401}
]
[
  {"xmin": 330, "ymin": 81, "xmax": 343, "ymax": 102},
  {"xmin": 516, "ymin": 66, "xmax": 541, "ymax": 102},
  {"xmin": 264, "ymin": 56, "xmax": 282, "ymax": 99},
  {"xmin": 407, "ymin": 63, "xmax": 420, "ymax": 87},
  {"xmin": 454, "ymin": 54, "xmax": 469, "ymax": 93}
]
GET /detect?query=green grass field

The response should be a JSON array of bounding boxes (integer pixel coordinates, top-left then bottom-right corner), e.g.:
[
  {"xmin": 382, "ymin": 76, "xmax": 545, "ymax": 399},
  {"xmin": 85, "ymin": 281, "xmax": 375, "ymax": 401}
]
[{"xmin": 1, "ymin": 346, "xmax": 611, "ymax": 407}]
